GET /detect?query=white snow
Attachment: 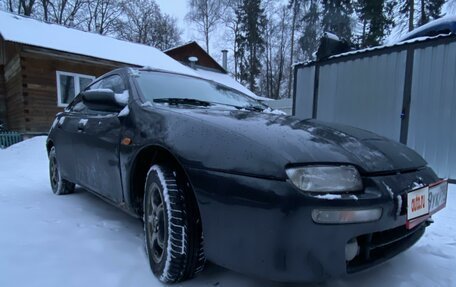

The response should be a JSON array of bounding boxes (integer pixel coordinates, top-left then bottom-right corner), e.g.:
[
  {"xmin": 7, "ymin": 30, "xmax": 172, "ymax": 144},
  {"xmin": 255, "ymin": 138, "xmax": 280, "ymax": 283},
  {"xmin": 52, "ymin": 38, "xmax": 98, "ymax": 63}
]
[
  {"xmin": 114, "ymin": 90, "xmax": 129, "ymax": 105},
  {"xmin": 0, "ymin": 137, "xmax": 455, "ymax": 287},
  {"xmin": 313, "ymin": 194, "xmax": 359, "ymax": 200},
  {"xmin": 118, "ymin": 106, "xmax": 130, "ymax": 117},
  {"xmin": 383, "ymin": 181, "xmax": 394, "ymax": 199},
  {"xmin": 294, "ymin": 33, "xmax": 451, "ymax": 67},
  {"xmin": 396, "ymin": 195, "xmax": 403, "ymax": 217},
  {"xmin": 79, "ymin": 119, "xmax": 88, "ymax": 126},
  {"xmin": 141, "ymin": 101, "xmax": 154, "ymax": 108},
  {"xmin": 146, "ymin": 166, "xmax": 174, "ymax": 282},
  {"xmin": 412, "ymin": 181, "xmax": 426, "ymax": 190},
  {"xmin": 324, "ymin": 31, "xmax": 340, "ymax": 41},
  {"xmin": 314, "ymin": 194, "xmax": 343, "ymax": 200},
  {"xmin": 393, "ymin": 15, "xmax": 456, "ymax": 44},
  {"xmin": 262, "ymin": 107, "xmax": 287, "ymax": 115},
  {"xmin": 0, "ymin": 11, "xmax": 196, "ymax": 76}
]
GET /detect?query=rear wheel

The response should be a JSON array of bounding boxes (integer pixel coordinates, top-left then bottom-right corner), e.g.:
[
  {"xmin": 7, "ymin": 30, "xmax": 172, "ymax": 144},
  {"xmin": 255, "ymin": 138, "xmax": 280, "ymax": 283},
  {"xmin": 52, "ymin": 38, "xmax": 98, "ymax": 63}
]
[
  {"xmin": 144, "ymin": 164, "xmax": 205, "ymax": 283},
  {"xmin": 49, "ymin": 146, "xmax": 75, "ymax": 195}
]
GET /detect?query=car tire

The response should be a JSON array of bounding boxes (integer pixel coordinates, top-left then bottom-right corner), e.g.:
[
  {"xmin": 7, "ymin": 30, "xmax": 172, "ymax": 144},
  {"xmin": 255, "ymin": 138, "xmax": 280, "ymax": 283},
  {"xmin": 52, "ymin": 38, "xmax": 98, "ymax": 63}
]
[
  {"xmin": 49, "ymin": 146, "xmax": 75, "ymax": 195},
  {"xmin": 144, "ymin": 164, "xmax": 205, "ymax": 283}
]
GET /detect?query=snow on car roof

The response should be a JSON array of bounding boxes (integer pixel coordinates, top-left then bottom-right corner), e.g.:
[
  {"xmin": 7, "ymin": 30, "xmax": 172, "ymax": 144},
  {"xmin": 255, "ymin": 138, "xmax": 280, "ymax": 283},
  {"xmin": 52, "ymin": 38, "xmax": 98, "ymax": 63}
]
[{"xmin": 0, "ymin": 11, "xmax": 197, "ymax": 76}]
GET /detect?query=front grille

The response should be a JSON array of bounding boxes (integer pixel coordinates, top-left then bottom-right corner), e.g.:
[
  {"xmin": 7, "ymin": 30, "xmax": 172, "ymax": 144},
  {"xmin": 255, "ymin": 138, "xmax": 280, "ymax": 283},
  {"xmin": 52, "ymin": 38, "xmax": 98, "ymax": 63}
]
[{"xmin": 347, "ymin": 223, "xmax": 426, "ymax": 273}]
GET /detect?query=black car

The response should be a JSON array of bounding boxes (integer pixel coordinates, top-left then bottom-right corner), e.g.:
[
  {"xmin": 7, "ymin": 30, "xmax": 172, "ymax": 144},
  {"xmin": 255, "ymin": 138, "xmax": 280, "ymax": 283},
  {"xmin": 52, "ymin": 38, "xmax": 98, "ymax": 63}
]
[{"xmin": 47, "ymin": 67, "xmax": 448, "ymax": 283}]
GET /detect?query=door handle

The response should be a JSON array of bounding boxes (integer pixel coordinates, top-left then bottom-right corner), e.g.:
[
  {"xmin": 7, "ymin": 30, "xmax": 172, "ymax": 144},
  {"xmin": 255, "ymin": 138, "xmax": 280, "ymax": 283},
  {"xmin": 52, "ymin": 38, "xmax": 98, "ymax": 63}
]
[{"xmin": 78, "ymin": 119, "xmax": 87, "ymax": 131}]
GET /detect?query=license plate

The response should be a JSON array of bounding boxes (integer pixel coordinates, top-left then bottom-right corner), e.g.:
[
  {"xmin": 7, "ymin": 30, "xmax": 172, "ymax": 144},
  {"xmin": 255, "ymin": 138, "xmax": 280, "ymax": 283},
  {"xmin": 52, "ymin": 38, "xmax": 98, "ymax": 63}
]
[
  {"xmin": 428, "ymin": 180, "xmax": 448, "ymax": 214},
  {"xmin": 406, "ymin": 180, "xmax": 448, "ymax": 229},
  {"xmin": 407, "ymin": 186, "xmax": 429, "ymax": 220}
]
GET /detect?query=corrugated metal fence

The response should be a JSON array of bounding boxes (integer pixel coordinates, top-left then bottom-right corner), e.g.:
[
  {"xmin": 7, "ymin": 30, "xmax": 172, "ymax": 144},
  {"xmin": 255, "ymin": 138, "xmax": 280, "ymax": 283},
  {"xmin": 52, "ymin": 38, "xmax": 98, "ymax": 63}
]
[
  {"xmin": 293, "ymin": 35, "xmax": 456, "ymax": 180},
  {"xmin": 0, "ymin": 131, "xmax": 22, "ymax": 149}
]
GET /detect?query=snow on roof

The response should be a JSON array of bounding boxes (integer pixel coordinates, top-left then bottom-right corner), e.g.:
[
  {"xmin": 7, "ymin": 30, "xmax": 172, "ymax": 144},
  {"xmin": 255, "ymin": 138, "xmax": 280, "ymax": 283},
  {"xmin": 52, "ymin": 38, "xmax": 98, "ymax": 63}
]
[
  {"xmin": 294, "ymin": 16, "xmax": 456, "ymax": 67},
  {"xmin": 195, "ymin": 68, "xmax": 270, "ymax": 101},
  {"xmin": 163, "ymin": 41, "xmax": 197, "ymax": 53},
  {"xmin": 327, "ymin": 34, "xmax": 450, "ymax": 60},
  {"xmin": 324, "ymin": 31, "xmax": 340, "ymax": 41},
  {"xmin": 393, "ymin": 15, "xmax": 456, "ymax": 44},
  {"xmin": 0, "ymin": 11, "xmax": 263, "ymax": 101},
  {"xmin": 294, "ymin": 33, "xmax": 452, "ymax": 67},
  {"xmin": 0, "ymin": 11, "xmax": 197, "ymax": 76}
]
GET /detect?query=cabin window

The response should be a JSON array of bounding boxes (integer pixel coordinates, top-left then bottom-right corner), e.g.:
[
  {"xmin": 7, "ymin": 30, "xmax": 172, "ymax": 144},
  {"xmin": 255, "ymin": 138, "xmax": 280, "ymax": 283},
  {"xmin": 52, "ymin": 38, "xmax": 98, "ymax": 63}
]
[{"xmin": 56, "ymin": 71, "xmax": 95, "ymax": 107}]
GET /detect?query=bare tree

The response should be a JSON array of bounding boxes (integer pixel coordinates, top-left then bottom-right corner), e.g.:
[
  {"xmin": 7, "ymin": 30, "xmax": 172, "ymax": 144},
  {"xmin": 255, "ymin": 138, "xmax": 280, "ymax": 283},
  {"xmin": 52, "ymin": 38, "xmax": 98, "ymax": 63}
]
[
  {"xmin": 220, "ymin": 0, "xmax": 242, "ymax": 77},
  {"xmin": 151, "ymin": 13, "xmax": 182, "ymax": 50},
  {"xmin": 38, "ymin": 0, "xmax": 85, "ymax": 26},
  {"xmin": 84, "ymin": 0, "xmax": 122, "ymax": 35},
  {"xmin": 116, "ymin": 0, "xmax": 181, "ymax": 50},
  {"xmin": 261, "ymin": 3, "xmax": 290, "ymax": 99},
  {"xmin": 20, "ymin": 0, "xmax": 35, "ymax": 15},
  {"xmin": 3, "ymin": 0, "xmax": 36, "ymax": 16},
  {"xmin": 186, "ymin": 0, "xmax": 225, "ymax": 54},
  {"xmin": 287, "ymin": 0, "xmax": 303, "ymax": 98}
]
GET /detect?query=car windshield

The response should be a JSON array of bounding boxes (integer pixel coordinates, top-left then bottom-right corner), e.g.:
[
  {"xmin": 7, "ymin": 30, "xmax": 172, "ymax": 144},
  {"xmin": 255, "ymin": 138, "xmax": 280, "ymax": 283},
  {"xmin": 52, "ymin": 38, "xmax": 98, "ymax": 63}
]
[{"xmin": 135, "ymin": 71, "xmax": 266, "ymax": 110}]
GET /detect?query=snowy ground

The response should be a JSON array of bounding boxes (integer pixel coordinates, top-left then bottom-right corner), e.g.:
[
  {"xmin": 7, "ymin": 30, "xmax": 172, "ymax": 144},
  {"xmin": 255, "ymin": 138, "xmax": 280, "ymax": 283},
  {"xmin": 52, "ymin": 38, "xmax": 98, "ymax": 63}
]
[{"xmin": 0, "ymin": 137, "xmax": 455, "ymax": 287}]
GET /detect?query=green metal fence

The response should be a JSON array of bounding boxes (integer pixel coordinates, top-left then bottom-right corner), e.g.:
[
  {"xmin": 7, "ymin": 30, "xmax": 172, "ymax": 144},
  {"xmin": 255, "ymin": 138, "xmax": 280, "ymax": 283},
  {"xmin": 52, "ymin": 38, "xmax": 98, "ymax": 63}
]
[{"xmin": 0, "ymin": 131, "xmax": 22, "ymax": 149}]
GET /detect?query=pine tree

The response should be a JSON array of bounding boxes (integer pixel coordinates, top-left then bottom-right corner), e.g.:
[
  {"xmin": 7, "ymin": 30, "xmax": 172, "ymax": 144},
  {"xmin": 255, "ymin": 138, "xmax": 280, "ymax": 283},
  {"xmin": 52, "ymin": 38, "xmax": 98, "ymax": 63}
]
[
  {"xmin": 236, "ymin": 0, "xmax": 267, "ymax": 93},
  {"xmin": 419, "ymin": 0, "xmax": 445, "ymax": 26},
  {"xmin": 356, "ymin": 0, "xmax": 395, "ymax": 47},
  {"xmin": 299, "ymin": 0, "xmax": 320, "ymax": 60},
  {"xmin": 400, "ymin": 0, "xmax": 445, "ymax": 32},
  {"xmin": 287, "ymin": 0, "xmax": 304, "ymax": 97},
  {"xmin": 321, "ymin": 0, "xmax": 353, "ymax": 41}
]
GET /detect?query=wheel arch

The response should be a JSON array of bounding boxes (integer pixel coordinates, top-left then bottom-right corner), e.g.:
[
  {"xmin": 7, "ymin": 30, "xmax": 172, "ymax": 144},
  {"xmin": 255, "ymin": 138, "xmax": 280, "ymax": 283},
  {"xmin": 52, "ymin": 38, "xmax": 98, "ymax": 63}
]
[
  {"xmin": 46, "ymin": 139, "xmax": 54, "ymax": 155},
  {"xmin": 129, "ymin": 145, "xmax": 201, "ymax": 220}
]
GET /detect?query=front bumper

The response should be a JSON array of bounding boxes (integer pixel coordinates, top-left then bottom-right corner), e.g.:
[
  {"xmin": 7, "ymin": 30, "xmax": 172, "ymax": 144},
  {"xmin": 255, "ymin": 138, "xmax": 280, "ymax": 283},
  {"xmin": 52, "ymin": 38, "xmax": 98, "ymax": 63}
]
[{"xmin": 186, "ymin": 166, "xmax": 439, "ymax": 282}]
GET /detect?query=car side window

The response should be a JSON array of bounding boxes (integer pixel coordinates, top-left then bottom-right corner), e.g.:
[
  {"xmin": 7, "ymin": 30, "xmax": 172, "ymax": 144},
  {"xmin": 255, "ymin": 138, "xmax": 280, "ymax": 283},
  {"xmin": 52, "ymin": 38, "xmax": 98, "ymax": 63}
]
[
  {"xmin": 89, "ymin": 75, "xmax": 127, "ymax": 94},
  {"xmin": 84, "ymin": 74, "xmax": 128, "ymax": 114},
  {"xmin": 65, "ymin": 94, "xmax": 88, "ymax": 114}
]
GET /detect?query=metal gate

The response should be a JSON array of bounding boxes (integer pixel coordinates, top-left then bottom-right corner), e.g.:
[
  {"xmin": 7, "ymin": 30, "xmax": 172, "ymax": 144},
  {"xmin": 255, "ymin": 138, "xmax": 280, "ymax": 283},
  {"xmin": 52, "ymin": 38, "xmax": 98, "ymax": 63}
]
[{"xmin": 293, "ymin": 35, "xmax": 456, "ymax": 180}]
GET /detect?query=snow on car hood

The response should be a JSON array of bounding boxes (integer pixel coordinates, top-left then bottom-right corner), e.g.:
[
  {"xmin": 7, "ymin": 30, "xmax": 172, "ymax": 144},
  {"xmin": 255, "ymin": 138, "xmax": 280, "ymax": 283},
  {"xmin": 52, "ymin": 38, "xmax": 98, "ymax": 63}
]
[{"xmin": 169, "ymin": 108, "xmax": 427, "ymax": 176}]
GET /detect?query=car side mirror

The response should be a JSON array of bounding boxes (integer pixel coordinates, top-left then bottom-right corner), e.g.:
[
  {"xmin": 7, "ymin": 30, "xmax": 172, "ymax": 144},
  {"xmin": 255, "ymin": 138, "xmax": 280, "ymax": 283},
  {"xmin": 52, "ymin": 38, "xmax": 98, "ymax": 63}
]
[{"xmin": 81, "ymin": 89, "xmax": 126, "ymax": 112}]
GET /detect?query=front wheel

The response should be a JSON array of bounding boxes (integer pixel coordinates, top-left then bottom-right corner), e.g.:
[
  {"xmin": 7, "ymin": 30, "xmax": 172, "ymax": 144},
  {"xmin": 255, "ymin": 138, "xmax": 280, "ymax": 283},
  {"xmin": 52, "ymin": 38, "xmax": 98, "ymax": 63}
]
[
  {"xmin": 144, "ymin": 164, "xmax": 205, "ymax": 283},
  {"xmin": 49, "ymin": 146, "xmax": 75, "ymax": 195}
]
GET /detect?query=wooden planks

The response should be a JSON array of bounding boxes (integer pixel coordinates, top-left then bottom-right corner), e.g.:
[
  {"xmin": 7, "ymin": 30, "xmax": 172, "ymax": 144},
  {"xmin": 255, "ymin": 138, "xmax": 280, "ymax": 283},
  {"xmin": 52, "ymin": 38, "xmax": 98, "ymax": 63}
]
[
  {"xmin": 1, "ymin": 42, "xmax": 127, "ymax": 132},
  {"xmin": 20, "ymin": 50, "xmax": 115, "ymax": 132}
]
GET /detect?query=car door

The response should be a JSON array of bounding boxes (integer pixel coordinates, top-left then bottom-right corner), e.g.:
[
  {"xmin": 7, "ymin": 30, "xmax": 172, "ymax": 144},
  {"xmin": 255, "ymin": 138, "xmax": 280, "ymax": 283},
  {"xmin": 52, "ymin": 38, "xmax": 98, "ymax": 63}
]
[
  {"xmin": 53, "ymin": 96, "xmax": 89, "ymax": 186},
  {"xmin": 76, "ymin": 74, "xmax": 128, "ymax": 203}
]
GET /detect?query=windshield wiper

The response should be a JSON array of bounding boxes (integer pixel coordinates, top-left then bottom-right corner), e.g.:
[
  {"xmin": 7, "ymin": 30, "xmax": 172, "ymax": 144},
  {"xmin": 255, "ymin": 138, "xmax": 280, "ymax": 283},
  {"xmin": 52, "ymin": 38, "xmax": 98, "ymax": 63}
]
[
  {"xmin": 153, "ymin": 98, "xmax": 266, "ymax": 112},
  {"xmin": 240, "ymin": 105, "xmax": 266, "ymax": 112},
  {"xmin": 153, "ymin": 98, "xmax": 212, "ymax": 107}
]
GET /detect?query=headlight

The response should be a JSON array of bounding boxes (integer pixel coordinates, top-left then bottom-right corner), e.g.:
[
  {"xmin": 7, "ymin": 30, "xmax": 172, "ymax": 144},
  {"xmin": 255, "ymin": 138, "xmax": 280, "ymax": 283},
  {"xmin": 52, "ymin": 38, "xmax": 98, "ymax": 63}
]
[{"xmin": 286, "ymin": 165, "xmax": 363, "ymax": 193}]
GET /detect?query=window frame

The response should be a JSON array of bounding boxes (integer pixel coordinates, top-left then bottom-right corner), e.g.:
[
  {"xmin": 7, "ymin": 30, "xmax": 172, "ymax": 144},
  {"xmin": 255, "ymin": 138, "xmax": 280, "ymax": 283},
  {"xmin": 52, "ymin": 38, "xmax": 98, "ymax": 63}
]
[{"xmin": 56, "ymin": 71, "xmax": 95, "ymax": 107}]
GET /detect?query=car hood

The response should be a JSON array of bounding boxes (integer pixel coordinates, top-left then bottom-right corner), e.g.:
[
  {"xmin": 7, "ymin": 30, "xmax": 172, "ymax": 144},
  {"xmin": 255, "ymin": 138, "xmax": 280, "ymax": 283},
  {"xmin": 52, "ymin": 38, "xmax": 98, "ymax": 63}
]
[{"xmin": 157, "ymin": 106, "xmax": 427, "ymax": 177}]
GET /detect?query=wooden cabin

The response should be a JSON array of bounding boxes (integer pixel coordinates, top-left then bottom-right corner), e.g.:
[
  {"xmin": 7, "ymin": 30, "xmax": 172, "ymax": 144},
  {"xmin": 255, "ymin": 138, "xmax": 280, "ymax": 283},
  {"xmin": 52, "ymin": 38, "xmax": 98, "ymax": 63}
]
[
  {"xmin": 0, "ymin": 12, "xmax": 259, "ymax": 134},
  {"xmin": 165, "ymin": 41, "xmax": 226, "ymax": 73},
  {"xmin": 0, "ymin": 40, "xmax": 121, "ymax": 133}
]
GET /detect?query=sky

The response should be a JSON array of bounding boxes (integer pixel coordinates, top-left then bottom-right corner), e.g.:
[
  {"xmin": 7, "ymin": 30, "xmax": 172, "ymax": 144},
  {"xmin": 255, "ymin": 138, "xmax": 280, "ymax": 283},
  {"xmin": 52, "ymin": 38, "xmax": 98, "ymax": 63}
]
[
  {"xmin": 155, "ymin": 0, "xmax": 191, "ymax": 39},
  {"xmin": 154, "ymin": 0, "xmax": 229, "ymax": 68}
]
